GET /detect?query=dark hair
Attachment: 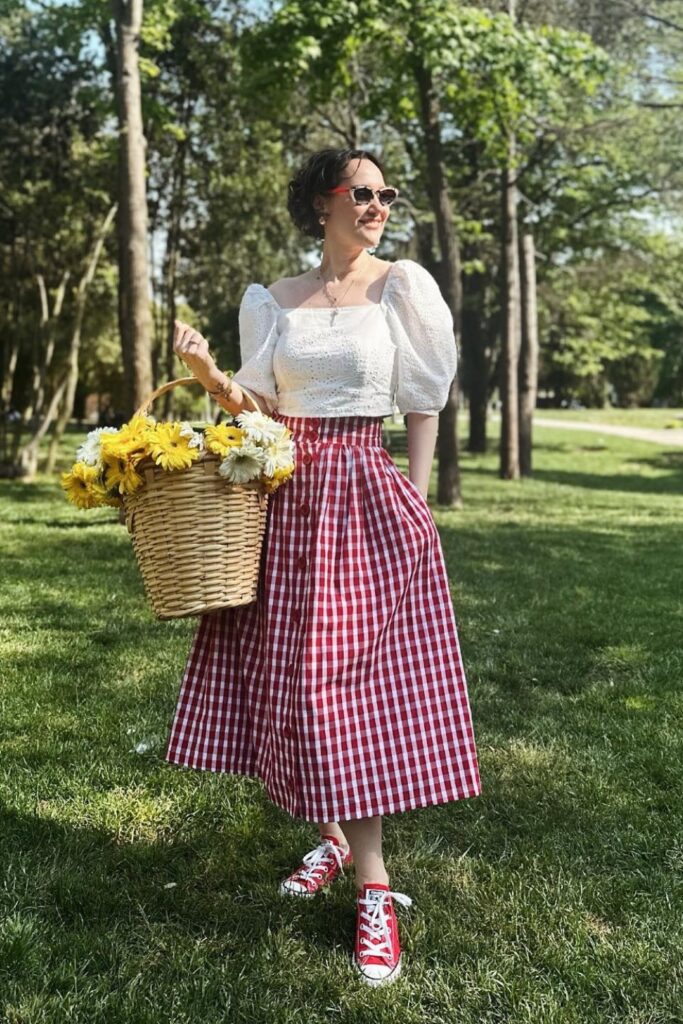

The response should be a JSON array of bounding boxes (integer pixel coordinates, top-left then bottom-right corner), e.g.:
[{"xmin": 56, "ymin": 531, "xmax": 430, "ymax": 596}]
[{"xmin": 287, "ymin": 148, "xmax": 386, "ymax": 241}]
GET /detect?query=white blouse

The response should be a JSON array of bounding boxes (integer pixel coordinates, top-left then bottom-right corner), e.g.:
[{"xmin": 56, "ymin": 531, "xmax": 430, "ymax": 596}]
[{"xmin": 231, "ymin": 258, "xmax": 458, "ymax": 418}]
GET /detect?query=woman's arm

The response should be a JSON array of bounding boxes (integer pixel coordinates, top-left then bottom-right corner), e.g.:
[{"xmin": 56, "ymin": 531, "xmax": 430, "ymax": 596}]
[
  {"xmin": 173, "ymin": 313, "xmax": 276, "ymax": 418},
  {"xmin": 199, "ymin": 365, "xmax": 272, "ymax": 417},
  {"xmin": 406, "ymin": 412, "xmax": 439, "ymax": 500}
]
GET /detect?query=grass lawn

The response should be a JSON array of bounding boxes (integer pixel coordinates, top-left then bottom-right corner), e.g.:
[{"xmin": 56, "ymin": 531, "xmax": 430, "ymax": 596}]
[
  {"xmin": 529, "ymin": 408, "xmax": 683, "ymax": 430},
  {"xmin": 385, "ymin": 406, "xmax": 683, "ymax": 435},
  {"xmin": 1, "ymin": 420, "xmax": 682, "ymax": 1023}
]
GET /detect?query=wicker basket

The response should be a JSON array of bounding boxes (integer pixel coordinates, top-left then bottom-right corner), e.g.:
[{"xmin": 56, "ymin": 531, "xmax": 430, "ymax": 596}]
[{"xmin": 122, "ymin": 376, "xmax": 270, "ymax": 620}]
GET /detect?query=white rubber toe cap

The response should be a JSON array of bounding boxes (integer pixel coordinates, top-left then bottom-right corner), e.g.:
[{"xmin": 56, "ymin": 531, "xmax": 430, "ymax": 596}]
[
  {"xmin": 279, "ymin": 879, "xmax": 314, "ymax": 897},
  {"xmin": 355, "ymin": 954, "xmax": 402, "ymax": 986}
]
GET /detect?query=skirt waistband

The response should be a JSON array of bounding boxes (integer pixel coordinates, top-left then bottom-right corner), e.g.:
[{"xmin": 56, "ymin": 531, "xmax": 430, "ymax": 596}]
[{"xmin": 271, "ymin": 413, "xmax": 385, "ymax": 447}]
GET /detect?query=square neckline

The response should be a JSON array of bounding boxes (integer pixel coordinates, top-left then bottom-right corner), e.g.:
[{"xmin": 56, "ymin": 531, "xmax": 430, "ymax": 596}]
[{"xmin": 265, "ymin": 260, "xmax": 401, "ymax": 313}]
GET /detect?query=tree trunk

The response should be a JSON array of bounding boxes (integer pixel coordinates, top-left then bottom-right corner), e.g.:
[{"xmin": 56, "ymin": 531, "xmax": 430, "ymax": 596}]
[
  {"xmin": 462, "ymin": 262, "xmax": 490, "ymax": 453},
  {"xmin": 1, "ymin": 272, "xmax": 69, "ymax": 477},
  {"xmin": 414, "ymin": 57, "xmax": 462, "ymax": 507},
  {"xmin": 518, "ymin": 229, "xmax": 538, "ymax": 476},
  {"xmin": 111, "ymin": 0, "xmax": 153, "ymax": 418},
  {"xmin": 162, "ymin": 120, "xmax": 191, "ymax": 419},
  {"xmin": 499, "ymin": 143, "xmax": 521, "ymax": 480},
  {"xmin": 10, "ymin": 374, "xmax": 68, "ymax": 479},
  {"xmin": 24, "ymin": 270, "xmax": 69, "ymax": 426},
  {"xmin": 45, "ymin": 204, "xmax": 118, "ymax": 474},
  {"xmin": 0, "ymin": 332, "xmax": 20, "ymax": 463}
]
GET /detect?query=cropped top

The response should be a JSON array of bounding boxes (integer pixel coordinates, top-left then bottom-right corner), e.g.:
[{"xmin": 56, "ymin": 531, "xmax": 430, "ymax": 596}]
[{"xmin": 231, "ymin": 258, "xmax": 458, "ymax": 418}]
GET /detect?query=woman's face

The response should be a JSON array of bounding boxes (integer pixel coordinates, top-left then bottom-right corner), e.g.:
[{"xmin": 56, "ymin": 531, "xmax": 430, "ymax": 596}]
[{"xmin": 317, "ymin": 157, "xmax": 392, "ymax": 248}]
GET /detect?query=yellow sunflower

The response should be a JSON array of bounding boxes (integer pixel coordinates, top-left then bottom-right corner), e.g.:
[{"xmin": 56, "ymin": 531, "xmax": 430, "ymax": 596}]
[
  {"xmin": 99, "ymin": 415, "xmax": 155, "ymax": 463},
  {"xmin": 204, "ymin": 423, "xmax": 245, "ymax": 458},
  {"xmin": 101, "ymin": 451, "xmax": 145, "ymax": 495},
  {"xmin": 263, "ymin": 465, "xmax": 294, "ymax": 494},
  {"xmin": 146, "ymin": 422, "xmax": 200, "ymax": 471},
  {"xmin": 61, "ymin": 463, "xmax": 108, "ymax": 509}
]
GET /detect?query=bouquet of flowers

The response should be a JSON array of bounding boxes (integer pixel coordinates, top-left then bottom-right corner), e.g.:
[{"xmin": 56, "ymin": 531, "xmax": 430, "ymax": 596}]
[
  {"xmin": 61, "ymin": 407, "xmax": 295, "ymax": 510},
  {"xmin": 59, "ymin": 375, "xmax": 294, "ymax": 618}
]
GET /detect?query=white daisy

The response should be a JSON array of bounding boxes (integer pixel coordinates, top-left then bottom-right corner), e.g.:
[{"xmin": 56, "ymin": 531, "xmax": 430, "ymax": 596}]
[
  {"xmin": 179, "ymin": 421, "xmax": 205, "ymax": 452},
  {"xmin": 76, "ymin": 426, "xmax": 119, "ymax": 467},
  {"xmin": 217, "ymin": 440, "xmax": 267, "ymax": 483},
  {"xmin": 235, "ymin": 409, "xmax": 283, "ymax": 444},
  {"xmin": 261, "ymin": 435, "xmax": 296, "ymax": 477}
]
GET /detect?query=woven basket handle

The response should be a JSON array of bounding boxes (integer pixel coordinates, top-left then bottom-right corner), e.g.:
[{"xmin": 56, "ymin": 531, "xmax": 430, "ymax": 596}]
[{"xmin": 133, "ymin": 375, "xmax": 263, "ymax": 419}]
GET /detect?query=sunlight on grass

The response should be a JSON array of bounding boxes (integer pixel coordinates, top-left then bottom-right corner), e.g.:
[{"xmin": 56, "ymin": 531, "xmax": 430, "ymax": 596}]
[
  {"xmin": 622, "ymin": 696, "xmax": 657, "ymax": 711},
  {"xmin": 35, "ymin": 787, "xmax": 177, "ymax": 842}
]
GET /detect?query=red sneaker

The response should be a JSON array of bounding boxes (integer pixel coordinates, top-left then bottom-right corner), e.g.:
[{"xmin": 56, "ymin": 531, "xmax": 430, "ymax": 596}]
[
  {"xmin": 279, "ymin": 834, "xmax": 353, "ymax": 897},
  {"xmin": 353, "ymin": 882, "xmax": 413, "ymax": 986}
]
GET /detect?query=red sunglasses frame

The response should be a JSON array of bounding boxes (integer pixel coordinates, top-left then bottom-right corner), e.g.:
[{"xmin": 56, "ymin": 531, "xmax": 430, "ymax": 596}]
[{"xmin": 325, "ymin": 185, "xmax": 400, "ymax": 206}]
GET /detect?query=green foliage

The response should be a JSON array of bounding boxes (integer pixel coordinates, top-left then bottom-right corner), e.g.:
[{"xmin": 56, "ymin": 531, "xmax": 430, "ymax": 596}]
[
  {"xmin": 418, "ymin": 7, "xmax": 611, "ymax": 161},
  {"xmin": 3, "ymin": 0, "xmax": 683, "ymax": 439},
  {"xmin": 538, "ymin": 230, "xmax": 683, "ymax": 406},
  {"xmin": 0, "ymin": 0, "xmax": 118, "ymax": 420}
]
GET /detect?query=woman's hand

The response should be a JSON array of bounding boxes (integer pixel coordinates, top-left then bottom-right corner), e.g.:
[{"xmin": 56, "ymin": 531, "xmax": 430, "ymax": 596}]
[{"xmin": 173, "ymin": 319, "xmax": 215, "ymax": 378}]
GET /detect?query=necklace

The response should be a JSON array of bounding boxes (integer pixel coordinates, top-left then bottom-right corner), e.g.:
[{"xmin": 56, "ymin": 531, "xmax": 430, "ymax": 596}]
[{"xmin": 316, "ymin": 253, "xmax": 370, "ymax": 325}]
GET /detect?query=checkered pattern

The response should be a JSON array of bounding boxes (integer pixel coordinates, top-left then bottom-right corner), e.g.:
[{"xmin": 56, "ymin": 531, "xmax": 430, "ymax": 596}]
[{"xmin": 164, "ymin": 414, "xmax": 482, "ymax": 821}]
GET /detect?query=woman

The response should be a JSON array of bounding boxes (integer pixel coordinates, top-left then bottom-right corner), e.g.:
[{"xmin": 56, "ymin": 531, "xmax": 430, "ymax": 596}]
[{"xmin": 167, "ymin": 147, "xmax": 482, "ymax": 987}]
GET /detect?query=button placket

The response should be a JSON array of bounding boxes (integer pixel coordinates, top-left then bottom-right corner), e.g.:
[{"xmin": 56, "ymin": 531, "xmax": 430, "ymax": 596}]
[
  {"xmin": 284, "ymin": 418, "xmax": 320, "ymax": 779},
  {"xmin": 305, "ymin": 416, "xmax": 320, "ymax": 443}
]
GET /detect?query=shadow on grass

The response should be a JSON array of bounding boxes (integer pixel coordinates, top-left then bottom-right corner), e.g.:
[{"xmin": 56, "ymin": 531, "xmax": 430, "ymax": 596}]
[
  {"xmin": 0, "ymin": 796, "xmax": 357, "ymax": 956},
  {"xmin": 6, "ymin": 517, "xmax": 120, "ymax": 528},
  {"xmin": 460, "ymin": 440, "xmax": 595, "ymax": 457},
  {"xmin": 436, "ymin": 510, "xmax": 682, "ymax": 711},
  {"xmin": 529, "ymin": 466, "xmax": 683, "ymax": 495},
  {"xmin": 461, "ymin": 459, "xmax": 683, "ymax": 495},
  {"xmin": 0, "ymin": 480, "xmax": 64, "ymax": 503}
]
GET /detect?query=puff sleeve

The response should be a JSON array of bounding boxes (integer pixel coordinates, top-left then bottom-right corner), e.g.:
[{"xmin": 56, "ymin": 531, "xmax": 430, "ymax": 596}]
[
  {"xmin": 384, "ymin": 259, "xmax": 458, "ymax": 416},
  {"xmin": 230, "ymin": 284, "xmax": 280, "ymax": 414}
]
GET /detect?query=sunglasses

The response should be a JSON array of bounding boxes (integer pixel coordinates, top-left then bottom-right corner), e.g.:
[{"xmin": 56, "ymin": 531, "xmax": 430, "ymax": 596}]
[{"xmin": 325, "ymin": 185, "xmax": 400, "ymax": 207}]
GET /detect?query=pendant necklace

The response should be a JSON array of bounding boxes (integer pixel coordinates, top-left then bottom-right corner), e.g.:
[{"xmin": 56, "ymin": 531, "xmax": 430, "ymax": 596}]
[{"xmin": 316, "ymin": 254, "xmax": 369, "ymax": 326}]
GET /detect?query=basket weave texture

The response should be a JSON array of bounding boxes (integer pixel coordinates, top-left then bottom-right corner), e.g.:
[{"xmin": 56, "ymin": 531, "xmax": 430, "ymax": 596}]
[{"xmin": 122, "ymin": 376, "xmax": 270, "ymax": 620}]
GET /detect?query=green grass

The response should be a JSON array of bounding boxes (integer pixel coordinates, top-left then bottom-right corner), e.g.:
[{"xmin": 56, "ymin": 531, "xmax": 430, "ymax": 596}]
[
  {"xmin": 1, "ymin": 421, "xmax": 682, "ymax": 1023},
  {"xmin": 528, "ymin": 407, "xmax": 683, "ymax": 430}
]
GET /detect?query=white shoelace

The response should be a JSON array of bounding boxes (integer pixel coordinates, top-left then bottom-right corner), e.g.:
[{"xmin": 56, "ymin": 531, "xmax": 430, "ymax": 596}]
[
  {"xmin": 292, "ymin": 838, "xmax": 348, "ymax": 884},
  {"xmin": 357, "ymin": 889, "xmax": 414, "ymax": 963}
]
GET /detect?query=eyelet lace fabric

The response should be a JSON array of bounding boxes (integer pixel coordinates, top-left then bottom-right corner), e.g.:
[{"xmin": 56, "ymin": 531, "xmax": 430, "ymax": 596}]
[{"xmin": 230, "ymin": 259, "xmax": 458, "ymax": 418}]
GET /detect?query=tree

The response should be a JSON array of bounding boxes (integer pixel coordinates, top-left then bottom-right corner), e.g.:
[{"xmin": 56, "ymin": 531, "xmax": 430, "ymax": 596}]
[
  {"xmin": 0, "ymin": 0, "xmax": 119, "ymax": 477},
  {"xmin": 108, "ymin": 0, "xmax": 153, "ymax": 417},
  {"xmin": 518, "ymin": 231, "xmax": 538, "ymax": 473}
]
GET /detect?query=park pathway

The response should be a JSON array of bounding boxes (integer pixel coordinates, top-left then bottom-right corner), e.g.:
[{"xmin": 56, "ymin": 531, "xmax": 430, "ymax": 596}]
[{"xmin": 531, "ymin": 416, "xmax": 683, "ymax": 448}]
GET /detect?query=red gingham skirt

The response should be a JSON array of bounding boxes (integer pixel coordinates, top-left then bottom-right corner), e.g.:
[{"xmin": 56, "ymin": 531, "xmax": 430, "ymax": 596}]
[{"xmin": 164, "ymin": 413, "xmax": 482, "ymax": 821}]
